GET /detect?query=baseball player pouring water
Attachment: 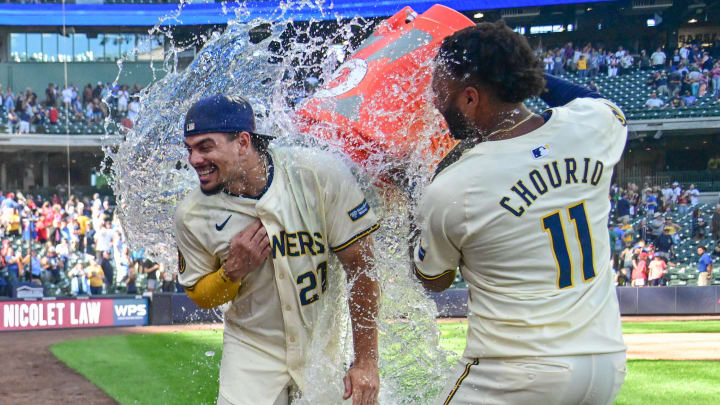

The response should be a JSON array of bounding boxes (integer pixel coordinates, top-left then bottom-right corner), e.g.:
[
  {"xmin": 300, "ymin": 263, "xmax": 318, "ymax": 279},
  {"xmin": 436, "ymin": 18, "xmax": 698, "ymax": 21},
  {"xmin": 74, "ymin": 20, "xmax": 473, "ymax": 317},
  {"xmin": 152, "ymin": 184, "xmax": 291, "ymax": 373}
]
[
  {"xmin": 174, "ymin": 95, "xmax": 380, "ymax": 405},
  {"xmin": 413, "ymin": 22, "xmax": 627, "ymax": 404}
]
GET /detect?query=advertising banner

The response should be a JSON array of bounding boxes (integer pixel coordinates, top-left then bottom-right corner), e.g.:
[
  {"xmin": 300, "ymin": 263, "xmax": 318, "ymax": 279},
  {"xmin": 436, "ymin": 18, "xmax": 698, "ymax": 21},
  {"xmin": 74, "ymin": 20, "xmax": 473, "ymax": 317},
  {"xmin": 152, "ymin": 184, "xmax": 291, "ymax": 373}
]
[{"xmin": 0, "ymin": 297, "xmax": 148, "ymax": 331}]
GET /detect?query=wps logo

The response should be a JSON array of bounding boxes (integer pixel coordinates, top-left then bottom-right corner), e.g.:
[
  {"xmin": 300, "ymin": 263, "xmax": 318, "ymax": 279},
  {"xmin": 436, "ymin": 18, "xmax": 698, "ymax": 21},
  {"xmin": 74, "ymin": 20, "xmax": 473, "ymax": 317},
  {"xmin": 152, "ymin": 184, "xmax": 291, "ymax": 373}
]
[{"xmin": 114, "ymin": 304, "xmax": 147, "ymax": 318}]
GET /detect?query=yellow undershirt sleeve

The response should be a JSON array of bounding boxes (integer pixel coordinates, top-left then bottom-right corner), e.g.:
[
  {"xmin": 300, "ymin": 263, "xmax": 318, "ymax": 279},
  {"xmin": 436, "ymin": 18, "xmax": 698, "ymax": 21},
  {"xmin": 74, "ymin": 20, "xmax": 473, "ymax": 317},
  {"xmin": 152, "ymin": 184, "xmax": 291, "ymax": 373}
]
[{"xmin": 184, "ymin": 266, "xmax": 242, "ymax": 309}]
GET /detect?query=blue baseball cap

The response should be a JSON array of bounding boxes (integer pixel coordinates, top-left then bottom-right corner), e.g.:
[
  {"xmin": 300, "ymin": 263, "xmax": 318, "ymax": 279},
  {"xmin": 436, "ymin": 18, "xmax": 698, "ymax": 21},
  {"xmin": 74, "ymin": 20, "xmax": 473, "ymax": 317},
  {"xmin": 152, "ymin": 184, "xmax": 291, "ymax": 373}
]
[{"xmin": 184, "ymin": 94, "xmax": 272, "ymax": 139}]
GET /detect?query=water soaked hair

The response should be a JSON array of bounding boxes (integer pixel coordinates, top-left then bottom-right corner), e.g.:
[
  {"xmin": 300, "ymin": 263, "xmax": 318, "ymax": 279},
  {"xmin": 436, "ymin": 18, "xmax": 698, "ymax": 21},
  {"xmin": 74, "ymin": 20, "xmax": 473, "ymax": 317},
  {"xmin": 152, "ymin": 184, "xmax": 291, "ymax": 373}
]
[
  {"xmin": 436, "ymin": 20, "xmax": 545, "ymax": 103},
  {"xmin": 224, "ymin": 132, "xmax": 269, "ymax": 154}
]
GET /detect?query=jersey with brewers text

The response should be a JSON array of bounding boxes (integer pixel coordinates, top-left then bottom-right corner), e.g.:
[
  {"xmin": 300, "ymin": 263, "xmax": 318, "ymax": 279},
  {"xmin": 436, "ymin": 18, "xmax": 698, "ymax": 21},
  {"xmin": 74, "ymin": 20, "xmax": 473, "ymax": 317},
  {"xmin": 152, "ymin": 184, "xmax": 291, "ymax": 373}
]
[
  {"xmin": 414, "ymin": 97, "xmax": 627, "ymax": 358},
  {"xmin": 175, "ymin": 145, "xmax": 378, "ymax": 400}
]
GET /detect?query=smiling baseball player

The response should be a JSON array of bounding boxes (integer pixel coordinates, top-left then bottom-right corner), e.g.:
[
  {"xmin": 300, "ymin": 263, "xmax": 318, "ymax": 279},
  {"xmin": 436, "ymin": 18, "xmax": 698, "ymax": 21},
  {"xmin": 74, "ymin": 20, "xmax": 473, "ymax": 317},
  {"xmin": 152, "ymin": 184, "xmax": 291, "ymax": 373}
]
[
  {"xmin": 174, "ymin": 95, "xmax": 380, "ymax": 405},
  {"xmin": 413, "ymin": 22, "xmax": 627, "ymax": 404}
]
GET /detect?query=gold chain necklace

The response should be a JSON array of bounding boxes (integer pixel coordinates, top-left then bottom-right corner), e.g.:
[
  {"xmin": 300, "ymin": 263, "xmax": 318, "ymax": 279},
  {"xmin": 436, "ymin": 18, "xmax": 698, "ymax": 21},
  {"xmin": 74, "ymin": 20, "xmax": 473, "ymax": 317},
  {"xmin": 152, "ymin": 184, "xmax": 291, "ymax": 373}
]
[{"xmin": 484, "ymin": 113, "xmax": 537, "ymax": 141}]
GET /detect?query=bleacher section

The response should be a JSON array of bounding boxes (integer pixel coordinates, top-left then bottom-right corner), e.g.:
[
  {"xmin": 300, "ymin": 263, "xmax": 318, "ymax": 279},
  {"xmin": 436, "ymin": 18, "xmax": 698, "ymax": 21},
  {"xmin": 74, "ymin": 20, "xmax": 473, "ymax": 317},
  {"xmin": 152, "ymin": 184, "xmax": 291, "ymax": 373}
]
[{"xmin": 525, "ymin": 70, "xmax": 720, "ymax": 120}]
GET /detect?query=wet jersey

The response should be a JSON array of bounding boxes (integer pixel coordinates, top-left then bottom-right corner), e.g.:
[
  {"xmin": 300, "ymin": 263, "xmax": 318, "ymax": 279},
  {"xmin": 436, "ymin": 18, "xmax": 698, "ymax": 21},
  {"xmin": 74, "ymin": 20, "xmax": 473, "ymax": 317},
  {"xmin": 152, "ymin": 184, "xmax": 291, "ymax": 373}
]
[
  {"xmin": 175, "ymin": 145, "xmax": 378, "ymax": 401},
  {"xmin": 414, "ymin": 98, "xmax": 628, "ymax": 358}
]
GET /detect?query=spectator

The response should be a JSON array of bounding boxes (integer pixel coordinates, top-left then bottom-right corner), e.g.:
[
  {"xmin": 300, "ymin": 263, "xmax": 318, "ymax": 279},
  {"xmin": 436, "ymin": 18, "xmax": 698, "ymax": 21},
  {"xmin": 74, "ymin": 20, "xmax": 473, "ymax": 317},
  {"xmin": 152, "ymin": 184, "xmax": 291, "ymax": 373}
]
[
  {"xmin": 68, "ymin": 261, "xmax": 88, "ymax": 295},
  {"xmin": 543, "ymin": 52, "xmax": 554, "ymax": 74},
  {"xmin": 661, "ymin": 183, "xmax": 674, "ymax": 211},
  {"xmin": 117, "ymin": 85, "xmax": 129, "ymax": 115},
  {"xmin": 122, "ymin": 266, "xmax": 137, "ymax": 294},
  {"xmin": 61, "ymin": 85, "xmax": 73, "ymax": 110},
  {"xmin": 692, "ymin": 208, "xmax": 707, "ymax": 240},
  {"xmin": 638, "ymin": 50, "xmax": 651, "ymax": 70},
  {"xmin": 688, "ymin": 184, "xmax": 700, "ymax": 206},
  {"xmin": 83, "ymin": 84, "xmax": 93, "ymax": 107},
  {"xmin": 94, "ymin": 220, "xmax": 114, "ymax": 261},
  {"xmin": 142, "ymin": 258, "xmax": 159, "ymax": 292},
  {"xmin": 645, "ymin": 189, "xmax": 659, "ymax": 214},
  {"xmin": 711, "ymin": 62, "xmax": 720, "ymax": 97},
  {"xmin": 650, "ymin": 47, "xmax": 667, "ymax": 69},
  {"xmin": 608, "ymin": 54, "xmax": 619, "ymax": 77},
  {"xmin": 616, "ymin": 193, "xmax": 631, "ymax": 222},
  {"xmin": 17, "ymin": 100, "xmax": 31, "ymax": 134},
  {"xmin": 654, "ymin": 227, "xmax": 674, "ymax": 259},
  {"xmin": 664, "ymin": 217, "xmax": 682, "ymax": 244},
  {"xmin": 161, "ymin": 267, "xmax": 175, "ymax": 292},
  {"xmin": 86, "ymin": 258, "xmax": 105, "ymax": 295},
  {"xmin": 636, "ymin": 219, "xmax": 650, "ymax": 242},
  {"xmin": 711, "ymin": 204, "xmax": 720, "ymax": 241},
  {"xmin": 632, "ymin": 252, "xmax": 649, "ymax": 287},
  {"xmin": 649, "ymin": 212, "xmax": 664, "ymax": 239},
  {"xmin": 6, "ymin": 208, "xmax": 21, "ymax": 237},
  {"xmin": 670, "ymin": 49, "xmax": 681, "ymax": 70},
  {"xmin": 668, "ymin": 92, "xmax": 684, "ymax": 108},
  {"xmin": 577, "ymin": 54, "xmax": 588, "ymax": 78},
  {"xmin": 45, "ymin": 83, "xmax": 56, "ymax": 108},
  {"xmin": 42, "ymin": 246, "xmax": 63, "ymax": 283},
  {"xmin": 99, "ymin": 250, "xmax": 114, "ymax": 293},
  {"xmin": 696, "ymin": 246, "xmax": 713, "ymax": 286},
  {"xmin": 682, "ymin": 90, "xmax": 697, "ymax": 106},
  {"xmin": 127, "ymin": 96, "xmax": 140, "ymax": 122},
  {"xmin": 23, "ymin": 249, "xmax": 43, "ymax": 285},
  {"xmin": 648, "ymin": 256, "xmax": 667, "ymax": 287},
  {"xmin": 4, "ymin": 247, "xmax": 22, "ymax": 284},
  {"xmin": 587, "ymin": 80, "xmax": 600, "ymax": 92},
  {"xmin": 645, "ymin": 92, "xmax": 664, "ymax": 109}
]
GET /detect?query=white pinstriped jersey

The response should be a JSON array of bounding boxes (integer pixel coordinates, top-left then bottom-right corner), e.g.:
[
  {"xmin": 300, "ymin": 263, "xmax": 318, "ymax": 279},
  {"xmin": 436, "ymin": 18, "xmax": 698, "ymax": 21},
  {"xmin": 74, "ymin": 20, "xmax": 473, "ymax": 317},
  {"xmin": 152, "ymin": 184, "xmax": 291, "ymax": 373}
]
[
  {"xmin": 414, "ymin": 98, "xmax": 627, "ymax": 358},
  {"xmin": 175, "ymin": 145, "xmax": 378, "ymax": 401}
]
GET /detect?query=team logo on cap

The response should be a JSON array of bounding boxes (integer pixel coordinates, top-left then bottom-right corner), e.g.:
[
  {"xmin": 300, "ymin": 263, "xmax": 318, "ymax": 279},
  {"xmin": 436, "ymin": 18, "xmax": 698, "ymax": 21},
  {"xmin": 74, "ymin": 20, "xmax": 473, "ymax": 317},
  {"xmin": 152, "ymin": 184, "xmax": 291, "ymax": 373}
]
[{"xmin": 186, "ymin": 122, "xmax": 195, "ymax": 131}]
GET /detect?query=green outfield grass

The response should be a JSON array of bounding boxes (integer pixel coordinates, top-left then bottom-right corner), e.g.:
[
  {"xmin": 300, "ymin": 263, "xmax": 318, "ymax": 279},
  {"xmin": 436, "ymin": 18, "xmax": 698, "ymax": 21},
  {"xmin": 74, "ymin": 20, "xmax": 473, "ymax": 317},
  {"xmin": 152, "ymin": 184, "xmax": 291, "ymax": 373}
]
[{"xmin": 51, "ymin": 320, "xmax": 720, "ymax": 405}]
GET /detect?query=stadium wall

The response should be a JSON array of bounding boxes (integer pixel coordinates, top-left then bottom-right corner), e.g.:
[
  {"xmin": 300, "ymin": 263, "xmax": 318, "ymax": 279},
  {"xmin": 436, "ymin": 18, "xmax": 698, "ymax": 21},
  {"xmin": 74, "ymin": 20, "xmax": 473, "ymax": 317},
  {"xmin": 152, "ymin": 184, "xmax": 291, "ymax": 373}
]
[
  {"xmin": 3, "ymin": 287, "xmax": 720, "ymax": 332},
  {"xmin": 0, "ymin": 62, "xmax": 159, "ymax": 92}
]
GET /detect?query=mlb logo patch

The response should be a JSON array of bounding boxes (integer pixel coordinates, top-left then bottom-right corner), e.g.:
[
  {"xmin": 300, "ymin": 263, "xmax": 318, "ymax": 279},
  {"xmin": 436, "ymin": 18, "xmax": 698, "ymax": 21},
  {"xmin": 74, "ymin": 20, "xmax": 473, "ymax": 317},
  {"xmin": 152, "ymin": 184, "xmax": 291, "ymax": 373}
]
[
  {"xmin": 186, "ymin": 122, "xmax": 195, "ymax": 131},
  {"xmin": 532, "ymin": 144, "xmax": 551, "ymax": 159}
]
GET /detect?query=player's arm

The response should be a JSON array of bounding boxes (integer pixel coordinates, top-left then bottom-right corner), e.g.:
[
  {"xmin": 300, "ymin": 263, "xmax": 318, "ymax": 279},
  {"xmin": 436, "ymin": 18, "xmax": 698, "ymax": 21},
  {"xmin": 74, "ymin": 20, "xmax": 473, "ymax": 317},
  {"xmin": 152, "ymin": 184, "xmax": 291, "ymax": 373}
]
[
  {"xmin": 181, "ymin": 221, "xmax": 270, "ymax": 309},
  {"xmin": 411, "ymin": 183, "xmax": 462, "ymax": 293},
  {"xmin": 319, "ymin": 154, "xmax": 380, "ymax": 405},
  {"xmin": 336, "ymin": 235, "xmax": 380, "ymax": 405},
  {"xmin": 540, "ymin": 74, "xmax": 604, "ymax": 107}
]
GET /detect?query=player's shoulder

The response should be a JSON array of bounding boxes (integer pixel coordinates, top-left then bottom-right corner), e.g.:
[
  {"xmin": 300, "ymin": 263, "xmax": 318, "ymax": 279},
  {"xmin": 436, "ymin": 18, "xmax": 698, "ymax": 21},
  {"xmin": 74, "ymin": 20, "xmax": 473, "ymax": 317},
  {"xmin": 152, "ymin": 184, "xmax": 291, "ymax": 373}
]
[
  {"xmin": 271, "ymin": 144, "xmax": 357, "ymax": 182},
  {"xmin": 425, "ymin": 154, "xmax": 479, "ymax": 203},
  {"xmin": 559, "ymin": 97, "xmax": 627, "ymax": 128},
  {"xmin": 174, "ymin": 188, "xmax": 209, "ymax": 224}
]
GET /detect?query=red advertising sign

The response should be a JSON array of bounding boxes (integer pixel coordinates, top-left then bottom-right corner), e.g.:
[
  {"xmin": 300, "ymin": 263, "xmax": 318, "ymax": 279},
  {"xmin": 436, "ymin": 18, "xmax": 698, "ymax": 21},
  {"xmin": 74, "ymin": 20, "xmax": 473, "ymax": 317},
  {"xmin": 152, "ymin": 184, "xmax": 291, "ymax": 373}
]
[{"xmin": 1, "ymin": 298, "xmax": 116, "ymax": 331}]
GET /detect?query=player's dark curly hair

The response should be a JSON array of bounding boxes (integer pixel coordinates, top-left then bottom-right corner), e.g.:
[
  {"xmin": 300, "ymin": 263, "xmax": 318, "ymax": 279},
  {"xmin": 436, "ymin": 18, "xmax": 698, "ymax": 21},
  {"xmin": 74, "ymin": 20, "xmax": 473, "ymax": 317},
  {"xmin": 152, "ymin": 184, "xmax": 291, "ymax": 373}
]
[{"xmin": 436, "ymin": 20, "xmax": 545, "ymax": 103}]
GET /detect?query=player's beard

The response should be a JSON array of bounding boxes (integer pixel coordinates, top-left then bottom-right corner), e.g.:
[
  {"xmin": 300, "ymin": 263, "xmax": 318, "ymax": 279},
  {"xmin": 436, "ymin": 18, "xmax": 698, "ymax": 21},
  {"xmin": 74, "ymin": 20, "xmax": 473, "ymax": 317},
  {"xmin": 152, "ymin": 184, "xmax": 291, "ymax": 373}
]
[{"xmin": 442, "ymin": 103, "xmax": 481, "ymax": 141}]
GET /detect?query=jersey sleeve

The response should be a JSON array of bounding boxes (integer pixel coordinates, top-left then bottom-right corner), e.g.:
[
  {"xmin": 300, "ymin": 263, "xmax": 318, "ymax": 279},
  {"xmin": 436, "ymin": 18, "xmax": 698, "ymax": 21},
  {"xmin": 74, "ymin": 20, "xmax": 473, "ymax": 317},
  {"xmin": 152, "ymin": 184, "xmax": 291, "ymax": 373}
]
[
  {"xmin": 413, "ymin": 181, "xmax": 463, "ymax": 279},
  {"xmin": 320, "ymin": 156, "xmax": 379, "ymax": 253},
  {"xmin": 174, "ymin": 204, "xmax": 219, "ymax": 287}
]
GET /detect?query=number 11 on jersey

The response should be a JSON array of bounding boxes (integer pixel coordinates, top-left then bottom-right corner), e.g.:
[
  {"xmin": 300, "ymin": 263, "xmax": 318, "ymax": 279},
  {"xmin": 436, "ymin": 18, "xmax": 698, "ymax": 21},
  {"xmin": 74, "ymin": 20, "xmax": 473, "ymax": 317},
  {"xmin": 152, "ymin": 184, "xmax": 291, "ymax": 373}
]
[{"xmin": 542, "ymin": 201, "xmax": 597, "ymax": 289}]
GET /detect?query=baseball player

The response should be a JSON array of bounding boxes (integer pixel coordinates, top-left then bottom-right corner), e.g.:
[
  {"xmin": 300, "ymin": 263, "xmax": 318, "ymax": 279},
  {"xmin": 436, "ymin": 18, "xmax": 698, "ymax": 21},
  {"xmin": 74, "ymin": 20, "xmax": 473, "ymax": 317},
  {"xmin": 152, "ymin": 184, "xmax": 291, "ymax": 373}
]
[
  {"xmin": 174, "ymin": 95, "xmax": 380, "ymax": 405},
  {"xmin": 413, "ymin": 22, "xmax": 627, "ymax": 404}
]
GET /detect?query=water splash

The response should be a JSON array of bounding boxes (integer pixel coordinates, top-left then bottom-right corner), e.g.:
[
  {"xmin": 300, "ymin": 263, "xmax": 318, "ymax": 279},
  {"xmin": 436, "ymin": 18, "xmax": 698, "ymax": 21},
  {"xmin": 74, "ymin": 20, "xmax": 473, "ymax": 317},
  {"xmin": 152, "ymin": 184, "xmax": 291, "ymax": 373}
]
[{"xmin": 104, "ymin": 2, "xmax": 458, "ymax": 403}]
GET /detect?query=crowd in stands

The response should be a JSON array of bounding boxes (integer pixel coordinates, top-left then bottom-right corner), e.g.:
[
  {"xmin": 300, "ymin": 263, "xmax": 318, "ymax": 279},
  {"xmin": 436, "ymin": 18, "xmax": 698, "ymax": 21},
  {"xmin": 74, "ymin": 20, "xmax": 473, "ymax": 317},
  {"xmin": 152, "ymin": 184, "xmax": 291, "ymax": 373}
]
[
  {"xmin": 2, "ymin": 81, "xmax": 142, "ymax": 134},
  {"xmin": 0, "ymin": 190, "xmax": 181, "ymax": 297},
  {"xmin": 609, "ymin": 182, "xmax": 720, "ymax": 287},
  {"xmin": 538, "ymin": 42, "xmax": 720, "ymax": 107}
]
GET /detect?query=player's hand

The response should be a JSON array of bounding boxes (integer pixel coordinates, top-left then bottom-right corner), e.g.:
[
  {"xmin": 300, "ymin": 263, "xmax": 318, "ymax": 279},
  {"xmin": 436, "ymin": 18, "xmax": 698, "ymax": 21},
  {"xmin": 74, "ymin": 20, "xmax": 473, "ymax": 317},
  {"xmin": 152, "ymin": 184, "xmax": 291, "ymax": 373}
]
[
  {"xmin": 343, "ymin": 360, "xmax": 379, "ymax": 405},
  {"xmin": 224, "ymin": 220, "xmax": 271, "ymax": 282}
]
